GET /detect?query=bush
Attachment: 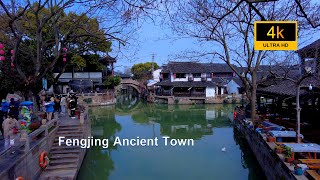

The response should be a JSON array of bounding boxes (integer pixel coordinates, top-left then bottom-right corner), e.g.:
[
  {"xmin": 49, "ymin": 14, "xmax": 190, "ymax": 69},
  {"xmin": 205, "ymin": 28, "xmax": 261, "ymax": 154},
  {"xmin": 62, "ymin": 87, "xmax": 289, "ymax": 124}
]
[
  {"xmin": 223, "ymin": 99, "xmax": 229, "ymax": 104},
  {"xmin": 28, "ymin": 122, "xmax": 41, "ymax": 131},
  {"xmin": 174, "ymin": 98, "xmax": 179, "ymax": 104},
  {"xmin": 104, "ymin": 76, "xmax": 121, "ymax": 88},
  {"xmin": 232, "ymin": 98, "xmax": 237, "ymax": 104}
]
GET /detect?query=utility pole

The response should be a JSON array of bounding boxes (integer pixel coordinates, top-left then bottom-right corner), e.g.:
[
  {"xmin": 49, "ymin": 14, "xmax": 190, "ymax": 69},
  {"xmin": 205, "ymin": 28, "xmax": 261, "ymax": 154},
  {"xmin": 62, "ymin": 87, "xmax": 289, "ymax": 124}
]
[{"xmin": 151, "ymin": 53, "xmax": 155, "ymax": 72}]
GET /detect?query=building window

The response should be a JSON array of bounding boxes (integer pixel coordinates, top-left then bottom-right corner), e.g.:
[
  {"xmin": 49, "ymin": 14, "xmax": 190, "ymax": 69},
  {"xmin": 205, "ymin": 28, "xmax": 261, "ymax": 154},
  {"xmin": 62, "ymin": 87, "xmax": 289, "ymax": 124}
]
[
  {"xmin": 193, "ymin": 73, "xmax": 201, "ymax": 78},
  {"xmin": 176, "ymin": 73, "xmax": 186, "ymax": 78},
  {"xmin": 212, "ymin": 72, "xmax": 233, "ymax": 77},
  {"xmin": 162, "ymin": 73, "xmax": 169, "ymax": 79},
  {"xmin": 194, "ymin": 87, "xmax": 205, "ymax": 92}
]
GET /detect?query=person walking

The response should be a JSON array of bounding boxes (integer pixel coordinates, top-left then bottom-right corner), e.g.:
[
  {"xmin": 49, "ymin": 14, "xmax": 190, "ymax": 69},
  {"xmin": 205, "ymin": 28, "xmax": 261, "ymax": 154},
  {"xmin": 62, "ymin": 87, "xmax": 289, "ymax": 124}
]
[
  {"xmin": 45, "ymin": 98, "xmax": 54, "ymax": 121},
  {"xmin": 60, "ymin": 96, "xmax": 66, "ymax": 114},
  {"xmin": 69, "ymin": 99, "xmax": 76, "ymax": 118},
  {"xmin": 67, "ymin": 96, "xmax": 71, "ymax": 117},
  {"xmin": 2, "ymin": 115, "xmax": 19, "ymax": 149},
  {"xmin": 0, "ymin": 105, "xmax": 4, "ymax": 139},
  {"xmin": 9, "ymin": 98, "xmax": 19, "ymax": 119},
  {"xmin": 53, "ymin": 96, "xmax": 60, "ymax": 113},
  {"xmin": 1, "ymin": 99, "xmax": 9, "ymax": 118}
]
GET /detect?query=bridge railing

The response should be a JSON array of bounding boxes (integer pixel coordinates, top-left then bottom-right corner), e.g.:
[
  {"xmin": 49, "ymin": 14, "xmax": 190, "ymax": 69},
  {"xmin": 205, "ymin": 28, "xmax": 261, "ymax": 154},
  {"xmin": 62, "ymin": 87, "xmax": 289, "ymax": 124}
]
[{"xmin": 0, "ymin": 118, "xmax": 59, "ymax": 158}]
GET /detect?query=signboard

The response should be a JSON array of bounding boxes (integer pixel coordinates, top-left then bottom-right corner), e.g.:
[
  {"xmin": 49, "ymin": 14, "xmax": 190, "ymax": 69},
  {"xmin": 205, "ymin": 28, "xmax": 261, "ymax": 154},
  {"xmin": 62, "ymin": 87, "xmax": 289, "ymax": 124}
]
[{"xmin": 254, "ymin": 21, "xmax": 297, "ymax": 50}]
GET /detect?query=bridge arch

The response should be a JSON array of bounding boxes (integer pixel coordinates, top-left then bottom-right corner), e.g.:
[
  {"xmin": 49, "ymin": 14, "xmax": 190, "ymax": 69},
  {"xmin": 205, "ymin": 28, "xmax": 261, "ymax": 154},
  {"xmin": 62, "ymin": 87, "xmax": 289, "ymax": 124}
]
[{"xmin": 120, "ymin": 79, "xmax": 145, "ymax": 94}]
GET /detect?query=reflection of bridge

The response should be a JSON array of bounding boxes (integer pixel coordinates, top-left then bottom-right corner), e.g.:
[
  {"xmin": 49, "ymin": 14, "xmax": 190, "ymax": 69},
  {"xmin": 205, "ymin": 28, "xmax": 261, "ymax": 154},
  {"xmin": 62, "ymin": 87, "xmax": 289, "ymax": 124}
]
[{"xmin": 120, "ymin": 79, "xmax": 145, "ymax": 94}]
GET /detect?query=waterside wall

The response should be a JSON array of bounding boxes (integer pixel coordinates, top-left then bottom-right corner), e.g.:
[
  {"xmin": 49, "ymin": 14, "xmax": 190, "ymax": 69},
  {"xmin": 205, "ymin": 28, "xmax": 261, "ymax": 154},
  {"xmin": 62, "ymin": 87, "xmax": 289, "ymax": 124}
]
[
  {"xmin": 154, "ymin": 96, "xmax": 243, "ymax": 105},
  {"xmin": 80, "ymin": 93, "xmax": 116, "ymax": 106},
  {"xmin": 234, "ymin": 120, "xmax": 298, "ymax": 180}
]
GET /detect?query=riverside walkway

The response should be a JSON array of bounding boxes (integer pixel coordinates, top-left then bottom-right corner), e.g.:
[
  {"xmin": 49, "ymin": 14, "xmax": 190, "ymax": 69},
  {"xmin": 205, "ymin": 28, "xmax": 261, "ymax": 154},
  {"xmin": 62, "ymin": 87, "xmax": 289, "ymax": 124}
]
[{"xmin": 38, "ymin": 112, "xmax": 89, "ymax": 180}]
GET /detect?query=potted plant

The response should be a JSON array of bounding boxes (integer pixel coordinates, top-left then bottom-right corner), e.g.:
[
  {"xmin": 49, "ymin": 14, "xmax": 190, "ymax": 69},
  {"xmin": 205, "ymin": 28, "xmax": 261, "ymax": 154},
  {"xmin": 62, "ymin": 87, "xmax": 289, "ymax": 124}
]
[
  {"xmin": 28, "ymin": 122, "xmax": 41, "ymax": 132},
  {"xmin": 293, "ymin": 161, "xmax": 304, "ymax": 175},
  {"xmin": 275, "ymin": 145, "xmax": 284, "ymax": 154},
  {"xmin": 267, "ymin": 135, "xmax": 276, "ymax": 142},
  {"xmin": 284, "ymin": 146, "xmax": 294, "ymax": 163}
]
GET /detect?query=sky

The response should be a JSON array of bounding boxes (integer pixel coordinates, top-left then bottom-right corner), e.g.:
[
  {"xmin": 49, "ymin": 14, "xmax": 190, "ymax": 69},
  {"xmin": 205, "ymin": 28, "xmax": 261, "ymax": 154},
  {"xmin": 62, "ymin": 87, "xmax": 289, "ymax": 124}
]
[
  {"xmin": 108, "ymin": 3, "xmax": 320, "ymax": 73},
  {"xmin": 109, "ymin": 20, "xmax": 205, "ymax": 72}
]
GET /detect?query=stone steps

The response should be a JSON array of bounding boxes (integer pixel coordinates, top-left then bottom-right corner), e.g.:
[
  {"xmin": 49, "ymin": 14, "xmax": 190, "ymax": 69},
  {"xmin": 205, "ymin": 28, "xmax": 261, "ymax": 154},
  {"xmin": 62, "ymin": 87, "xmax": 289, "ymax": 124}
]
[
  {"xmin": 52, "ymin": 142, "xmax": 81, "ymax": 147},
  {"xmin": 46, "ymin": 164, "xmax": 78, "ymax": 171},
  {"xmin": 50, "ymin": 149, "xmax": 81, "ymax": 154},
  {"xmin": 57, "ymin": 127, "xmax": 81, "ymax": 130},
  {"xmin": 51, "ymin": 145, "xmax": 81, "ymax": 150},
  {"xmin": 50, "ymin": 154, "xmax": 79, "ymax": 160},
  {"xmin": 49, "ymin": 159, "xmax": 79, "ymax": 165},
  {"xmin": 38, "ymin": 114, "xmax": 86, "ymax": 180},
  {"xmin": 54, "ymin": 134, "xmax": 82, "ymax": 139},
  {"xmin": 56, "ymin": 131, "xmax": 82, "ymax": 135}
]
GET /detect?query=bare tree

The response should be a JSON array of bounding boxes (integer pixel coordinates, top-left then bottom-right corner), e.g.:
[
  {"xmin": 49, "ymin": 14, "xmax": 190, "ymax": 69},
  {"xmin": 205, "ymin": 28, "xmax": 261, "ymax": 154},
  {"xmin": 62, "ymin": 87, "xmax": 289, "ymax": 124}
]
[{"xmin": 164, "ymin": 0, "xmax": 320, "ymax": 124}]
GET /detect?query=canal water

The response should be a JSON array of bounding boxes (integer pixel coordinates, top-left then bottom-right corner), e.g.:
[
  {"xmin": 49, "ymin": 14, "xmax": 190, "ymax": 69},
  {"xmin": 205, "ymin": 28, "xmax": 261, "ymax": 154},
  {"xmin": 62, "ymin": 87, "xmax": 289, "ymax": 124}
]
[{"xmin": 78, "ymin": 97, "xmax": 266, "ymax": 180}]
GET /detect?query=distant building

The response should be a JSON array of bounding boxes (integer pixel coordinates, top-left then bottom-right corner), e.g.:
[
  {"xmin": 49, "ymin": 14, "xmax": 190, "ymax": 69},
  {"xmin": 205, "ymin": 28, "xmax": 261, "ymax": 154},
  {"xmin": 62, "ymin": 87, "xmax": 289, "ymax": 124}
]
[
  {"xmin": 155, "ymin": 62, "xmax": 242, "ymax": 98},
  {"xmin": 153, "ymin": 69, "xmax": 162, "ymax": 82},
  {"xmin": 53, "ymin": 55, "xmax": 116, "ymax": 94}
]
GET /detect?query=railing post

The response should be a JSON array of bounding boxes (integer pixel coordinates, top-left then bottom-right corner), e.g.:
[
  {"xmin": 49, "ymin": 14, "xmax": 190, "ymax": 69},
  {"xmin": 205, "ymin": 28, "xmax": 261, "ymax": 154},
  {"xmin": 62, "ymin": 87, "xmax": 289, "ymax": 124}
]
[
  {"xmin": 45, "ymin": 124, "xmax": 49, "ymax": 136},
  {"xmin": 25, "ymin": 137, "xmax": 30, "ymax": 151},
  {"xmin": 80, "ymin": 112, "xmax": 84, "ymax": 125}
]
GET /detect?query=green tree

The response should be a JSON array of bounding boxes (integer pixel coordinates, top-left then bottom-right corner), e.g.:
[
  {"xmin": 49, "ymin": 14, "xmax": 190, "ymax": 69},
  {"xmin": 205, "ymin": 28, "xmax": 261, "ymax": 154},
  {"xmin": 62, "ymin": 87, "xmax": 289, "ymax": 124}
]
[
  {"xmin": 131, "ymin": 62, "xmax": 159, "ymax": 80},
  {"xmin": 0, "ymin": 2, "xmax": 112, "ymax": 104},
  {"xmin": 104, "ymin": 76, "xmax": 121, "ymax": 89},
  {"xmin": 71, "ymin": 55, "xmax": 86, "ymax": 71}
]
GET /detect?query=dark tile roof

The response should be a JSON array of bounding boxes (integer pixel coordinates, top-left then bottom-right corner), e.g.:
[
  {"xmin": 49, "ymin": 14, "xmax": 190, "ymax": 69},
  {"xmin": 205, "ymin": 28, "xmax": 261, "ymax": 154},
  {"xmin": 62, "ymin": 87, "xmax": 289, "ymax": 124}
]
[
  {"xmin": 211, "ymin": 77, "xmax": 243, "ymax": 87},
  {"xmin": 155, "ymin": 80, "xmax": 216, "ymax": 87},
  {"xmin": 297, "ymin": 39, "xmax": 320, "ymax": 57},
  {"xmin": 257, "ymin": 80, "xmax": 305, "ymax": 96},
  {"xmin": 99, "ymin": 55, "xmax": 116, "ymax": 64},
  {"xmin": 161, "ymin": 62, "xmax": 235, "ymax": 73},
  {"xmin": 168, "ymin": 62, "xmax": 211, "ymax": 73},
  {"xmin": 208, "ymin": 63, "xmax": 235, "ymax": 73},
  {"xmin": 257, "ymin": 75, "xmax": 320, "ymax": 96}
]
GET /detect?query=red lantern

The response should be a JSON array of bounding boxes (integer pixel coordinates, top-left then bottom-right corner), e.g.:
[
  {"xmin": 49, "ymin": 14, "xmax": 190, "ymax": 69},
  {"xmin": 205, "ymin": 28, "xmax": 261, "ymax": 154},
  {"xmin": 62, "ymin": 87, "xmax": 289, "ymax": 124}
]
[
  {"xmin": 11, "ymin": 62, "xmax": 14, "ymax": 67},
  {"xmin": 0, "ymin": 43, "xmax": 4, "ymax": 61},
  {"xmin": 10, "ymin": 50, "xmax": 14, "ymax": 55},
  {"xmin": 62, "ymin": 47, "xmax": 67, "ymax": 62}
]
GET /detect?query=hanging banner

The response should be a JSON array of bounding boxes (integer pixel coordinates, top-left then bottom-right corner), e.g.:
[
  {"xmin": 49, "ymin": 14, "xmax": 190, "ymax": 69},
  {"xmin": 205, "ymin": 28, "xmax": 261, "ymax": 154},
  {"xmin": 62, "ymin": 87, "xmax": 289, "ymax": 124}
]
[{"xmin": 42, "ymin": 78, "xmax": 47, "ymax": 90}]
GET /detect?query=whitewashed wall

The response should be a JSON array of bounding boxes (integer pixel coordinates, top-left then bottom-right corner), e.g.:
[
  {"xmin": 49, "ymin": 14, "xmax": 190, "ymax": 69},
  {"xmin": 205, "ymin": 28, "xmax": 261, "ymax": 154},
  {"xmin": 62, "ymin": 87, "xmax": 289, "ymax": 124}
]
[{"xmin": 205, "ymin": 87, "xmax": 215, "ymax": 97}]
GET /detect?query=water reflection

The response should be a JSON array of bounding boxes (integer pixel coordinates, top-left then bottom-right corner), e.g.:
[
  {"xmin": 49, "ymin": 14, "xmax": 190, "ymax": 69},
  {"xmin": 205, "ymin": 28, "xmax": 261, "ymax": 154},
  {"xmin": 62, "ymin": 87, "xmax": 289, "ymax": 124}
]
[
  {"xmin": 233, "ymin": 127, "xmax": 267, "ymax": 180},
  {"xmin": 78, "ymin": 97, "xmax": 265, "ymax": 180},
  {"xmin": 78, "ymin": 106, "xmax": 120, "ymax": 180},
  {"xmin": 128, "ymin": 104, "xmax": 234, "ymax": 139}
]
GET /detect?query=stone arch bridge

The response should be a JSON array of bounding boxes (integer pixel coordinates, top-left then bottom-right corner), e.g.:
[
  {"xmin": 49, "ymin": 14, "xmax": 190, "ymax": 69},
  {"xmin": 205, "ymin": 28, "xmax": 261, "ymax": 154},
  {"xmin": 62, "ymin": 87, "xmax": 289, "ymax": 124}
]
[{"xmin": 120, "ymin": 79, "xmax": 146, "ymax": 94}]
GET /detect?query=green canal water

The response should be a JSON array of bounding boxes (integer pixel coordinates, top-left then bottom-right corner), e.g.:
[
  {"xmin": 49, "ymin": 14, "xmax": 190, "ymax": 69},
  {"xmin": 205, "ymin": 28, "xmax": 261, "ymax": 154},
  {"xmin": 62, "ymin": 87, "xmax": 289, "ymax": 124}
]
[{"xmin": 78, "ymin": 98, "xmax": 266, "ymax": 180}]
